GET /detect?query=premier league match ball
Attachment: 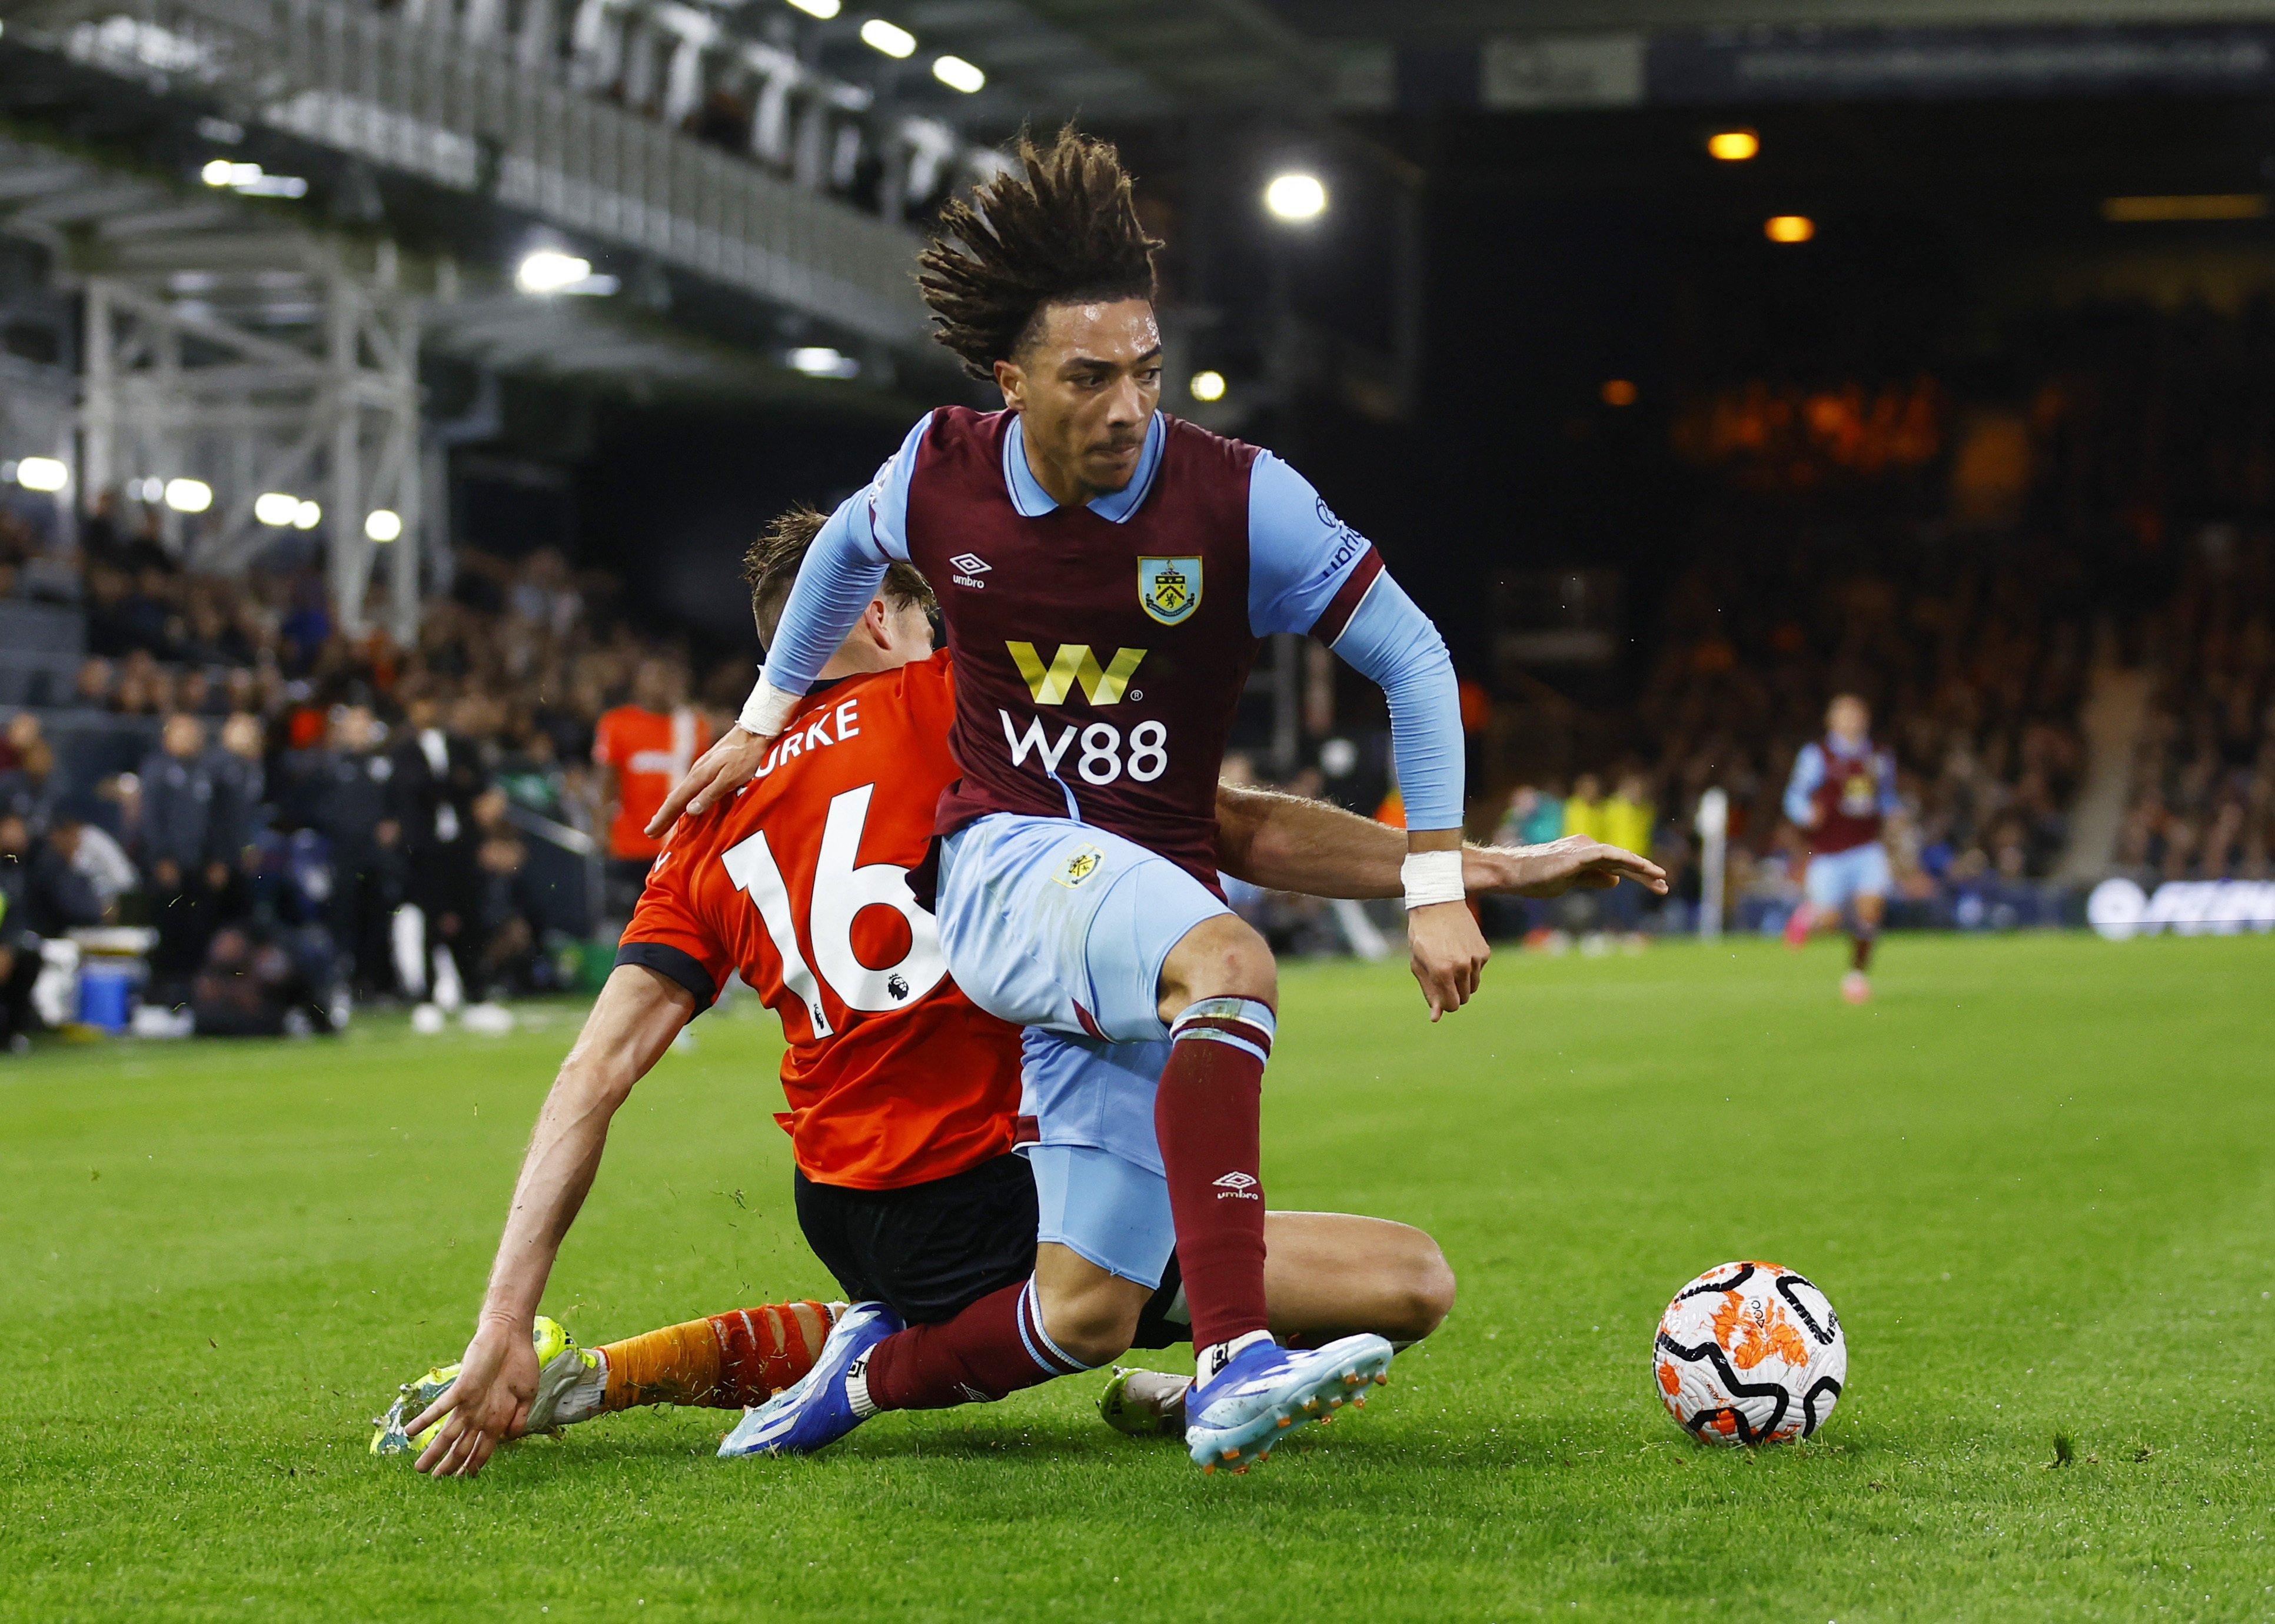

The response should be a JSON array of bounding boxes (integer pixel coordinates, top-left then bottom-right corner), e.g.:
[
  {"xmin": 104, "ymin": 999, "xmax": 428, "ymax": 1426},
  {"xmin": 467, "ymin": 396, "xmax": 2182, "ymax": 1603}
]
[{"xmin": 1652, "ymin": 1261, "xmax": 1846, "ymax": 1446}]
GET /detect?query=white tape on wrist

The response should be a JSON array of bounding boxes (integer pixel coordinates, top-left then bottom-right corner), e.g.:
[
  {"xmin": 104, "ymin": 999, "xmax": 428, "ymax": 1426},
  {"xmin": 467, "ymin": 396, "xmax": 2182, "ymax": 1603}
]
[
  {"xmin": 737, "ymin": 678, "xmax": 799, "ymax": 738},
  {"xmin": 1401, "ymin": 848, "xmax": 1465, "ymax": 911}
]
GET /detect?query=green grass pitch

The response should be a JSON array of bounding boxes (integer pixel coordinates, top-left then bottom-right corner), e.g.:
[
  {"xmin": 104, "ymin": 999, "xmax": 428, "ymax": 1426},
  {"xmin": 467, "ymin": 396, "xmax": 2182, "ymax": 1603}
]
[{"xmin": 4, "ymin": 933, "xmax": 2271, "ymax": 1621}]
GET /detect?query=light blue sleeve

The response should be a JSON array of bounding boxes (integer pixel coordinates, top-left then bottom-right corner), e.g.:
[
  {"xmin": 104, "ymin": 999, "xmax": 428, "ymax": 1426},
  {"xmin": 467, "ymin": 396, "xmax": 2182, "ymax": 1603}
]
[
  {"xmin": 1877, "ymin": 750, "xmax": 1902, "ymax": 817},
  {"xmin": 1245, "ymin": 451, "xmax": 1377, "ymax": 637},
  {"xmin": 754, "ymin": 412, "xmax": 930, "ymax": 693},
  {"xmin": 1784, "ymin": 743, "xmax": 1825, "ymax": 826},
  {"xmin": 1330, "ymin": 577, "xmax": 1465, "ymax": 831},
  {"xmin": 1245, "ymin": 451, "xmax": 1464, "ymax": 831}
]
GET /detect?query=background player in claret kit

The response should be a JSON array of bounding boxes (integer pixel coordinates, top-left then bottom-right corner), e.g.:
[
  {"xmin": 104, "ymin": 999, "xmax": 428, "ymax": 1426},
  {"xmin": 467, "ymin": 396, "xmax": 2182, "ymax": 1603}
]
[
  {"xmin": 1782, "ymin": 694, "xmax": 1902, "ymax": 1003},
  {"xmin": 654, "ymin": 127, "xmax": 1494, "ymax": 1475},
  {"xmin": 393, "ymin": 506, "xmax": 1668, "ymax": 1479}
]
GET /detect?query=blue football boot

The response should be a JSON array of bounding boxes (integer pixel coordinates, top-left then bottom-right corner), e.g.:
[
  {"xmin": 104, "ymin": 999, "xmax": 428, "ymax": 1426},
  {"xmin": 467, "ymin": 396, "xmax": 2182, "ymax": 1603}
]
[
  {"xmin": 1183, "ymin": 1333, "xmax": 1395, "ymax": 1475},
  {"xmin": 717, "ymin": 1300, "xmax": 903, "ymax": 1458}
]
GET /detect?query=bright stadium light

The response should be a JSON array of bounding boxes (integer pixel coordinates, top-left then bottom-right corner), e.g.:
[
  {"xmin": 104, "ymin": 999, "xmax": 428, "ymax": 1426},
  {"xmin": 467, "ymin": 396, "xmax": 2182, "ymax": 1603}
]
[
  {"xmin": 1765, "ymin": 214, "xmax": 1816, "ymax": 243},
  {"xmin": 932, "ymin": 54, "xmax": 985, "ymax": 93},
  {"xmin": 860, "ymin": 18, "xmax": 916, "ymax": 58},
  {"xmin": 1707, "ymin": 129, "xmax": 1760, "ymax": 162},
  {"xmin": 15, "ymin": 456, "xmax": 68, "ymax": 492},
  {"xmin": 1264, "ymin": 172, "xmax": 1328, "ymax": 222},
  {"xmin": 1601, "ymin": 379, "xmax": 1638, "ymax": 407},
  {"xmin": 292, "ymin": 499, "xmax": 322, "ymax": 530},
  {"xmin": 786, "ymin": 0, "xmax": 840, "ymax": 14},
  {"xmin": 364, "ymin": 508, "xmax": 403, "ymax": 543},
  {"xmin": 164, "ymin": 477, "xmax": 213, "ymax": 514},
  {"xmin": 514, "ymin": 250, "xmax": 616, "ymax": 295},
  {"xmin": 254, "ymin": 491, "xmax": 301, "ymax": 527},
  {"xmin": 201, "ymin": 158, "xmax": 260, "ymax": 188},
  {"xmin": 1188, "ymin": 370, "xmax": 1226, "ymax": 403},
  {"xmin": 787, "ymin": 346, "xmax": 861, "ymax": 379}
]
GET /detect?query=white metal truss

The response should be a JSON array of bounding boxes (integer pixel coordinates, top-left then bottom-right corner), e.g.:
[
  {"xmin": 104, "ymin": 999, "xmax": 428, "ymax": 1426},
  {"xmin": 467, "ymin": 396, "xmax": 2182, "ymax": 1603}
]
[
  {"xmin": 22, "ymin": 0, "xmax": 943, "ymax": 342},
  {"xmin": 79, "ymin": 256, "xmax": 424, "ymax": 642}
]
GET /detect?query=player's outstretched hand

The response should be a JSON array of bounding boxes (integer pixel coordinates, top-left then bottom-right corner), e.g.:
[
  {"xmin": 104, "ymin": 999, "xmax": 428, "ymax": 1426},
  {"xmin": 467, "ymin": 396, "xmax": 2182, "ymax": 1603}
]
[
  {"xmin": 1408, "ymin": 899, "xmax": 1490, "ymax": 1023},
  {"xmin": 1483, "ymin": 836, "xmax": 1668, "ymax": 899},
  {"xmin": 647, "ymin": 726, "xmax": 776, "ymax": 838},
  {"xmin": 409, "ymin": 1319, "xmax": 539, "ymax": 1480}
]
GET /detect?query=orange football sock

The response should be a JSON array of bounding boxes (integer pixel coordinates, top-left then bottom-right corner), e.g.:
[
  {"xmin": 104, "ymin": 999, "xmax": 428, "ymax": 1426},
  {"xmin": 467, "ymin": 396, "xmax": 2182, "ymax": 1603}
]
[{"xmin": 598, "ymin": 1302, "xmax": 835, "ymax": 1411}]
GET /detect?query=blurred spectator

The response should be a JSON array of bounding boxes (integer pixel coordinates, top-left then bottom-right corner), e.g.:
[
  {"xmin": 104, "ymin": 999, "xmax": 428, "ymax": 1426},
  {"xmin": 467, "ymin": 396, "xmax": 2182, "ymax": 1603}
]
[
  {"xmin": 591, "ymin": 657, "xmax": 709, "ymax": 916},
  {"xmin": 138, "ymin": 714, "xmax": 224, "ymax": 894},
  {"xmin": 0, "ymin": 809, "xmax": 104, "ymax": 1051},
  {"xmin": 51, "ymin": 804, "xmax": 136, "ymax": 912},
  {"xmin": 0, "ymin": 710, "xmax": 36, "ymax": 773},
  {"xmin": 390, "ymin": 691, "xmax": 489, "ymax": 1006},
  {"xmin": 0, "ymin": 735, "xmax": 57, "ymax": 833},
  {"xmin": 290, "ymin": 704, "xmax": 403, "ymax": 996},
  {"xmin": 1494, "ymin": 784, "xmax": 1566, "ymax": 848},
  {"xmin": 470, "ymin": 787, "xmax": 547, "ymax": 996}
]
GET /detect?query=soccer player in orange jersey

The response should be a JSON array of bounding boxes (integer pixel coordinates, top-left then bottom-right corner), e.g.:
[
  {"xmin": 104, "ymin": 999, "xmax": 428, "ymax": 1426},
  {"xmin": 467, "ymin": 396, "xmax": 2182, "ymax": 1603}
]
[
  {"xmin": 591, "ymin": 657, "xmax": 711, "ymax": 914},
  {"xmin": 397, "ymin": 510, "xmax": 1662, "ymax": 1477}
]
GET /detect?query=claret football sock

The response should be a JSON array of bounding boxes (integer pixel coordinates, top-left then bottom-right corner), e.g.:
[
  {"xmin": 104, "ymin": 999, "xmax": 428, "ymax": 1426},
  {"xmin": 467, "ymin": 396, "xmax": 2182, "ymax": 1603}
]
[
  {"xmin": 1155, "ymin": 996, "xmax": 1276, "ymax": 1356},
  {"xmin": 598, "ymin": 1301, "xmax": 836, "ymax": 1412},
  {"xmin": 858, "ymin": 1277, "xmax": 1094, "ymax": 1412},
  {"xmin": 1851, "ymin": 932, "xmax": 1876, "ymax": 973}
]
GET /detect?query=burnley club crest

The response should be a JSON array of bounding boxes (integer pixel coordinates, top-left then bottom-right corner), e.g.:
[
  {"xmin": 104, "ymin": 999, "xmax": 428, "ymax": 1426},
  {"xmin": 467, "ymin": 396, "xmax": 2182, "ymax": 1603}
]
[{"xmin": 1138, "ymin": 556, "xmax": 1202, "ymax": 625}]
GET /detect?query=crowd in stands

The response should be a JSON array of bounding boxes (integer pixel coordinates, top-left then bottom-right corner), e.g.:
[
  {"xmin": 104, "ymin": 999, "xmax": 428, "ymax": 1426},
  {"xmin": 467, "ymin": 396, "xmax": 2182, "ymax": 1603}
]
[
  {"xmin": 7, "ymin": 301, "xmax": 2275, "ymax": 1041},
  {"xmin": 0, "ymin": 497, "xmax": 733, "ymax": 1047},
  {"xmin": 2118, "ymin": 528, "xmax": 2275, "ymax": 882}
]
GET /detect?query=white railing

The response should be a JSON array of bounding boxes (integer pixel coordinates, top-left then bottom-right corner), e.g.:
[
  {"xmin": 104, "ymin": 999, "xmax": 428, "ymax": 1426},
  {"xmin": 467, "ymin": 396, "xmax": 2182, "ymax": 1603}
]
[{"xmin": 34, "ymin": 0, "xmax": 935, "ymax": 341}]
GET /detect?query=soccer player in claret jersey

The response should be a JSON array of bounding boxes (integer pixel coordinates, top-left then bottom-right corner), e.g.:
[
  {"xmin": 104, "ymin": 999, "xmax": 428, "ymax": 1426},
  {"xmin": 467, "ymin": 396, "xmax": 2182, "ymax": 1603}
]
[
  {"xmin": 394, "ymin": 507, "xmax": 1665, "ymax": 1478},
  {"xmin": 1782, "ymin": 694, "xmax": 1901, "ymax": 1003},
  {"xmin": 652, "ymin": 128, "xmax": 1494, "ymax": 1474}
]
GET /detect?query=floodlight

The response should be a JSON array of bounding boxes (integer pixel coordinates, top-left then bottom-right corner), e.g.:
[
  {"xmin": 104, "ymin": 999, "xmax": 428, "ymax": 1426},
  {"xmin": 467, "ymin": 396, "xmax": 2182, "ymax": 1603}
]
[
  {"xmin": 787, "ymin": 346, "xmax": 860, "ymax": 379},
  {"xmin": 1264, "ymin": 172, "xmax": 1327, "ymax": 222},
  {"xmin": 1601, "ymin": 379, "xmax": 1638, "ymax": 407},
  {"xmin": 15, "ymin": 456, "xmax": 68, "ymax": 492},
  {"xmin": 293, "ymin": 500, "xmax": 322, "ymax": 530},
  {"xmin": 517, "ymin": 250, "xmax": 593, "ymax": 293},
  {"xmin": 786, "ymin": 0, "xmax": 839, "ymax": 15},
  {"xmin": 1707, "ymin": 130, "xmax": 1759, "ymax": 162},
  {"xmin": 860, "ymin": 18, "xmax": 915, "ymax": 58},
  {"xmin": 254, "ymin": 491, "xmax": 301, "ymax": 527},
  {"xmin": 202, "ymin": 159, "xmax": 261, "ymax": 188},
  {"xmin": 1764, "ymin": 215, "xmax": 1815, "ymax": 243},
  {"xmin": 365, "ymin": 509, "xmax": 403, "ymax": 543},
  {"xmin": 164, "ymin": 478, "xmax": 213, "ymax": 514},
  {"xmin": 1188, "ymin": 370, "xmax": 1226, "ymax": 403},
  {"xmin": 932, "ymin": 54, "xmax": 984, "ymax": 93}
]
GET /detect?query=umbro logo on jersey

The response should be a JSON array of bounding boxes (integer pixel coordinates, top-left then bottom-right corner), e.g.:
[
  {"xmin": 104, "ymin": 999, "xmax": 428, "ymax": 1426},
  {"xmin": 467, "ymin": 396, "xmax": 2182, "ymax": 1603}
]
[
  {"xmin": 949, "ymin": 553, "xmax": 990, "ymax": 590},
  {"xmin": 1006, "ymin": 641, "xmax": 1146, "ymax": 705},
  {"xmin": 1212, "ymin": 1171, "xmax": 1260, "ymax": 1200}
]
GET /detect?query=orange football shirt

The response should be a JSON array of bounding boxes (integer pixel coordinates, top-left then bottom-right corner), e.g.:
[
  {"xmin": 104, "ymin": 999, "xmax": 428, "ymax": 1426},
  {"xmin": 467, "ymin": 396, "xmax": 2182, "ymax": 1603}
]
[
  {"xmin": 593, "ymin": 704, "xmax": 714, "ymax": 860},
  {"xmin": 618, "ymin": 653, "xmax": 1022, "ymax": 1190}
]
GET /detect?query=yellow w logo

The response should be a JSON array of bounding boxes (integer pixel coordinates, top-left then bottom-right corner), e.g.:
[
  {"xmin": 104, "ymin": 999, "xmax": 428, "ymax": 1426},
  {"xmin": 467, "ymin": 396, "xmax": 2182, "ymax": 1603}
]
[{"xmin": 1006, "ymin": 642, "xmax": 1146, "ymax": 705}]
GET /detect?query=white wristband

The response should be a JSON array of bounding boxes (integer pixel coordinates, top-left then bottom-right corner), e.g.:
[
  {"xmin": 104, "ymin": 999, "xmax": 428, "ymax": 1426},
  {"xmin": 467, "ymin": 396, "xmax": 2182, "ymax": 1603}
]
[
  {"xmin": 1401, "ymin": 848, "xmax": 1465, "ymax": 911},
  {"xmin": 737, "ymin": 678, "xmax": 799, "ymax": 738}
]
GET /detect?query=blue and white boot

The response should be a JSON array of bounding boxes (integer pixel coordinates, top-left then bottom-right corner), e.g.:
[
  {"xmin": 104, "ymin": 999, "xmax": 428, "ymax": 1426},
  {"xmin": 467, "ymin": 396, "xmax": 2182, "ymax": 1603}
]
[
  {"xmin": 717, "ymin": 1300, "xmax": 904, "ymax": 1458},
  {"xmin": 1183, "ymin": 1333, "xmax": 1395, "ymax": 1475}
]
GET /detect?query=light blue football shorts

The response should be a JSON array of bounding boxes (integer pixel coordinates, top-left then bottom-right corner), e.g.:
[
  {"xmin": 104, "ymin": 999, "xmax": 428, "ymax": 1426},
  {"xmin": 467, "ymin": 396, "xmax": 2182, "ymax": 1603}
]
[
  {"xmin": 1805, "ymin": 841, "xmax": 1892, "ymax": 910},
  {"xmin": 934, "ymin": 812, "xmax": 1230, "ymax": 1046}
]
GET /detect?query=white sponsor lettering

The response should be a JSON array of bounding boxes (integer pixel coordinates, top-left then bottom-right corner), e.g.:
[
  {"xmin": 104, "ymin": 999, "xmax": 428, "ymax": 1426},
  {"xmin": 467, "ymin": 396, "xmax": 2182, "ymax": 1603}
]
[
  {"xmin": 1000, "ymin": 708, "xmax": 1076, "ymax": 774},
  {"xmin": 2088, "ymin": 876, "xmax": 2275, "ymax": 940}
]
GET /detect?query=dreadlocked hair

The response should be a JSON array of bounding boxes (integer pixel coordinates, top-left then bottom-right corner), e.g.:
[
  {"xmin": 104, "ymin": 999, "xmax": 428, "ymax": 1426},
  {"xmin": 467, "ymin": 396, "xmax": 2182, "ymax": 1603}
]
[
  {"xmin": 916, "ymin": 125, "xmax": 1162, "ymax": 381},
  {"xmin": 743, "ymin": 504, "xmax": 935, "ymax": 648}
]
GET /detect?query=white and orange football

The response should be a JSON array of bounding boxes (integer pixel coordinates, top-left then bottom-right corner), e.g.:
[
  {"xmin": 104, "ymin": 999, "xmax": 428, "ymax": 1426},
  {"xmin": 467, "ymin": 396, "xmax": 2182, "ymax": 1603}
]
[{"xmin": 1652, "ymin": 1260, "xmax": 1845, "ymax": 1446}]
